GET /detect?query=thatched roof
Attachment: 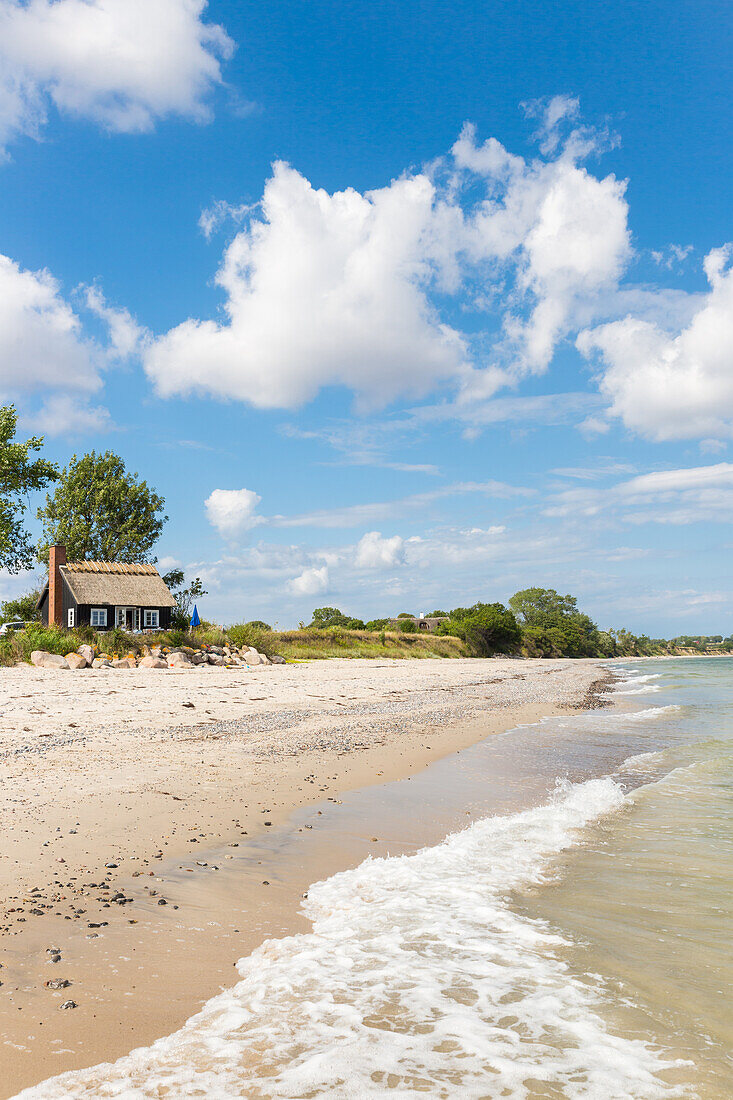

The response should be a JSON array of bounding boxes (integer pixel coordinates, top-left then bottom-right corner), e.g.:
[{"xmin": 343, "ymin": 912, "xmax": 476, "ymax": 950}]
[{"xmin": 39, "ymin": 561, "xmax": 176, "ymax": 607}]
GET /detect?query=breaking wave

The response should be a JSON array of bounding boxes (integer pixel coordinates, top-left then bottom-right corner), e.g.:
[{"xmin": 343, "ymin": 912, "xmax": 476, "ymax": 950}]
[{"xmin": 20, "ymin": 778, "xmax": 686, "ymax": 1100}]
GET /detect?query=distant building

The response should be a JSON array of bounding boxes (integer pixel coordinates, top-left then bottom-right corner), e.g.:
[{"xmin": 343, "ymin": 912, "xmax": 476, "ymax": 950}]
[
  {"xmin": 37, "ymin": 545, "xmax": 176, "ymax": 632},
  {"xmin": 387, "ymin": 615, "xmax": 449, "ymax": 633}
]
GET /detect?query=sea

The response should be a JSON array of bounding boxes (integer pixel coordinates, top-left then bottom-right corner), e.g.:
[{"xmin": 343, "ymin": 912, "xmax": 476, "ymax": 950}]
[{"xmin": 17, "ymin": 657, "xmax": 733, "ymax": 1099}]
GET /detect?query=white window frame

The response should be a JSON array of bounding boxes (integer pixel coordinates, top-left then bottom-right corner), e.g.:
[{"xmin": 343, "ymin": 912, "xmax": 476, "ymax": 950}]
[
  {"xmin": 143, "ymin": 609, "xmax": 159, "ymax": 629},
  {"xmin": 90, "ymin": 608, "xmax": 107, "ymax": 628},
  {"xmin": 116, "ymin": 606, "xmax": 126, "ymax": 629},
  {"xmin": 67, "ymin": 608, "xmax": 75, "ymax": 628}
]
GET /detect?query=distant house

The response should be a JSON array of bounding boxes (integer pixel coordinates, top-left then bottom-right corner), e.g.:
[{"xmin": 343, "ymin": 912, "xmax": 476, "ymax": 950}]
[
  {"xmin": 387, "ymin": 615, "xmax": 449, "ymax": 633},
  {"xmin": 37, "ymin": 545, "xmax": 176, "ymax": 632}
]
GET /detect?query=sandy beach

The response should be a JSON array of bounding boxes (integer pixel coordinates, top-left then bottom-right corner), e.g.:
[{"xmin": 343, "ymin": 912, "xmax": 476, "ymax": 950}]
[{"xmin": 0, "ymin": 657, "xmax": 607, "ymax": 1096}]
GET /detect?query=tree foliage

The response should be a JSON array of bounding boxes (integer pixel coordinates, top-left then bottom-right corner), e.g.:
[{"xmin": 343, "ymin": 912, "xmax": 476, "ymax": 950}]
[
  {"xmin": 508, "ymin": 587, "xmax": 601, "ymax": 657},
  {"xmin": 439, "ymin": 602, "xmax": 521, "ymax": 655},
  {"xmin": 0, "ymin": 587, "xmax": 42, "ymax": 623},
  {"xmin": 37, "ymin": 451, "xmax": 167, "ymax": 563},
  {"xmin": 0, "ymin": 407, "xmax": 57, "ymax": 572},
  {"xmin": 163, "ymin": 568, "xmax": 208, "ymax": 629},
  {"xmin": 310, "ymin": 607, "xmax": 351, "ymax": 628}
]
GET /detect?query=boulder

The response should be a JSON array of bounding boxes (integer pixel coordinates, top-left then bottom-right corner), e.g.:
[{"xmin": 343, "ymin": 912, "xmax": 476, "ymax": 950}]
[
  {"xmin": 92, "ymin": 657, "xmax": 112, "ymax": 669},
  {"xmin": 167, "ymin": 652, "xmax": 193, "ymax": 668},
  {"xmin": 208, "ymin": 645, "xmax": 225, "ymax": 656},
  {"xmin": 270, "ymin": 655, "xmax": 287, "ymax": 664},
  {"xmin": 207, "ymin": 653, "xmax": 226, "ymax": 666},
  {"xmin": 190, "ymin": 651, "xmax": 207, "ymax": 665},
  {"xmin": 111, "ymin": 658, "xmax": 136, "ymax": 669},
  {"xmin": 138, "ymin": 655, "xmax": 168, "ymax": 669},
  {"xmin": 31, "ymin": 651, "xmax": 70, "ymax": 670},
  {"xmin": 65, "ymin": 653, "xmax": 88, "ymax": 670},
  {"xmin": 77, "ymin": 644, "xmax": 95, "ymax": 665}
]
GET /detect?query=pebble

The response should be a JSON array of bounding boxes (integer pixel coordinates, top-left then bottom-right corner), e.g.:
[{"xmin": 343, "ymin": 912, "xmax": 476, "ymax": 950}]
[{"xmin": 59, "ymin": 1000, "xmax": 77, "ymax": 1010}]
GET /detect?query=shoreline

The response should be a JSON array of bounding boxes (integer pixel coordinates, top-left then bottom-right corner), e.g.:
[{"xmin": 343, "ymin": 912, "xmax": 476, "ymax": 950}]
[{"xmin": 1, "ymin": 657, "xmax": 610, "ymax": 1097}]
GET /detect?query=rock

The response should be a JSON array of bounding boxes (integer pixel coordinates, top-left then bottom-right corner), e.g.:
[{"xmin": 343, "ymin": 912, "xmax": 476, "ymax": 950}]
[
  {"xmin": 92, "ymin": 657, "xmax": 112, "ymax": 669},
  {"xmin": 270, "ymin": 655, "xmax": 286, "ymax": 664},
  {"xmin": 45, "ymin": 978, "xmax": 71, "ymax": 989},
  {"xmin": 208, "ymin": 645, "xmax": 225, "ymax": 656},
  {"xmin": 244, "ymin": 649, "xmax": 263, "ymax": 666},
  {"xmin": 77, "ymin": 644, "xmax": 95, "ymax": 664},
  {"xmin": 112, "ymin": 657, "xmax": 136, "ymax": 669},
  {"xmin": 167, "ymin": 652, "xmax": 193, "ymax": 668},
  {"xmin": 31, "ymin": 651, "xmax": 70, "ymax": 670},
  {"xmin": 190, "ymin": 651, "xmax": 207, "ymax": 665},
  {"xmin": 138, "ymin": 655, "xmax": 168, "ymax": 669},
  {"xmin": 65, "ymin": 653, "xmax": 88, "ymax": 669},
  {"xmin": 59, "ymin": 1000, "xmax": 77, "ymax": 1010},
  {"xmin": 207, "ymin": 653, "xmax": 226, "ymax": 666}
]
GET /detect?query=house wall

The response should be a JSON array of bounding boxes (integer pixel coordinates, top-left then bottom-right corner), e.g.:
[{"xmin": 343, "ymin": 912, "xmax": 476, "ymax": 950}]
[
  {"xmin": 74, "ymin": 605, "xmax": 173, "ymax": 630},
  {"xmin": 38, "ymin": 595, "xmax": 172, "ymax": 631}
]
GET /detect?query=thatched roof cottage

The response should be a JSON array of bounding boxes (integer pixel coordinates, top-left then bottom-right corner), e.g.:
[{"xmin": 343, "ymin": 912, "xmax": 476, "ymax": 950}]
[{"xmin": 37, "ymin": 545, "xmax": 176, "ymax": 632}]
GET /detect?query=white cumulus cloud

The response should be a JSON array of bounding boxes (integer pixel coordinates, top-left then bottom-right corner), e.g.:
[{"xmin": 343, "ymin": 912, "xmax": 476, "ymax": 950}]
[
  {"xmin": 0, "ymin": 253, "xmax": 148, "ymax": 435},
  {"xmin": 354, "ymin": 531, "xmax": 405, "ymax": 570},
  {"xmin": 144, "ymin": 161, "xmax": 467, "ymax": 410},
  {"xmin": 288, "ymin": 565, "xmax": 329, "ymax": 597},
  {"xmin": 204, "ymin": 488, "xmax": 262, "ymax": 538},
  {"xmin": 578, "ymin": 245, "xmax": 733, "ymax": 440},
  {"xmin": 0, "ymin": 0, "xmax": 233, "ymax": 152}
]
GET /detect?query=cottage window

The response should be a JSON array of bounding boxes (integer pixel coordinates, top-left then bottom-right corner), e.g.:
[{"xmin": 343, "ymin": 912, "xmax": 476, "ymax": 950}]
[
  {"xmin": 144, "ymin": 609, "xmax": 159, "ymax": 629},
  {"xmin": 90, "ymin": 608, "xmax": 107, "ymax": 628},
  {"xmin": 67, "ymin": 608, "xmax": 75, "ymax": 628}
]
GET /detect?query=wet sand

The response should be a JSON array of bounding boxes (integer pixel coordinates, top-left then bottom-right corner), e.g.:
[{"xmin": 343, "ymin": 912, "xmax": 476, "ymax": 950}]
[{"xmin": 0, "ymin": 657, "xmax": 608, "ymax": 1097}]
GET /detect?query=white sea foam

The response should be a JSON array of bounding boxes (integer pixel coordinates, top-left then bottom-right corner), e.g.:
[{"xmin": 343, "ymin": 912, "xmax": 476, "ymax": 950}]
[
  {"xmin": 621, "ymin": 750, "xmax": 666, "ymax": 773},
  {"xmin": 614, "ymin": 684, "xmax": 662, "ymax": 695},
  {"xmin": 18, "ymin": 779, "xmax": 687, "ymax": 1100}
]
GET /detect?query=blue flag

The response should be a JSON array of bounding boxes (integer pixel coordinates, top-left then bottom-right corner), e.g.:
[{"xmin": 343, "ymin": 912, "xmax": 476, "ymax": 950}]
[{"xmin": 190, "ymin": 604, "xmax": 201, "ymax": 628}]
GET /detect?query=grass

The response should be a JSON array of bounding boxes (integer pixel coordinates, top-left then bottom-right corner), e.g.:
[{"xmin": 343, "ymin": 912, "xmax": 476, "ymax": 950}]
[
  {"xmin": 260, "ymin": 627, "xmax": 467, "ymax": 660},
  {"xmin": 0, "ymin": 622, "xmax": 468, "ymax": 665}
]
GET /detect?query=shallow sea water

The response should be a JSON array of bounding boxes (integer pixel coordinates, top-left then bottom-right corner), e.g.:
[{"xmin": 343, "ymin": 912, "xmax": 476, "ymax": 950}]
[{"xmin": 16, "ymin": 657, "xmax": 733, "ymax": 1099}]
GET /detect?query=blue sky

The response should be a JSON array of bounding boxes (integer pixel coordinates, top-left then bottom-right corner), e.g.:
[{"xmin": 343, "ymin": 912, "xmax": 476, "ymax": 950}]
[{"xmin": 0, "ymin": 0, "xmax": 731, "ymax": 633}]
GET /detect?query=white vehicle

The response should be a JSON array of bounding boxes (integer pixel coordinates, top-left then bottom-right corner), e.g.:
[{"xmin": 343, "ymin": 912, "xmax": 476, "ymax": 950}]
[{"xmin": 0, "ymin": 621, "xmax": 32, "ymax": 635}]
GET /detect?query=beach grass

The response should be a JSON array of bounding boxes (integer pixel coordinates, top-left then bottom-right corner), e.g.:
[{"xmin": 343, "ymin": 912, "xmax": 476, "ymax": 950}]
[{"xmin": 0, "ymin": 622, "xmax": 468, "ymax": 665}]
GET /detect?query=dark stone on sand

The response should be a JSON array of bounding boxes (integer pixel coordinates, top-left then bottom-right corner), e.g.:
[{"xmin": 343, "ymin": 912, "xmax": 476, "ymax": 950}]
[
  {"xmin": 59, "ymin": 1000, "xmax": 77, "ymax": 1010},
  {"xmin": 45, "ymin": 979, "xmax": 71, "ymax": 989}
]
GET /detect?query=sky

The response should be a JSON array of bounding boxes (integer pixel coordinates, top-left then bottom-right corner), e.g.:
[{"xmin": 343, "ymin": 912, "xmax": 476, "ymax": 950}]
[{"xmin": 0, "ymin": 0, "xmax": 731, "ymax": 634}]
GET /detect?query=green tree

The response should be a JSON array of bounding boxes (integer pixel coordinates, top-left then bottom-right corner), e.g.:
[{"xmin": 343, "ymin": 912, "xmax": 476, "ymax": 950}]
[
  {"xmin": 0, "ymin": 587, "xmax": 43, "ymax": 623},
  {"xmin": 162, "ymin": 569, "xmax": 208, "ymax": 629},
  {"xmin": 399, "ymin": 619, "xmax": 418, "ymax": 632},
  {"xmin": 441, "ymin": 602, "xmax": 521, "ymax": 655},
  {"xmin": 0, "ymin": 406, "xmax": 57, "ymax": 572},
  {"xmin": 37, "ymin": 451, "xmax": 167, "ymax": 563},
  {"xmin": 310, "ymin": 607, "xmax": 350, "ymax": 628},
  {"xmin": 427, "ymin": 610, "xmax": 448, "ymax": 618},
  {"xmin": 508, "ymin": 588, "xmax": 580, "ymax": 626},
  {"xmin": 509, "ymin": 587, "xmax": 601, "ymax": 657}
]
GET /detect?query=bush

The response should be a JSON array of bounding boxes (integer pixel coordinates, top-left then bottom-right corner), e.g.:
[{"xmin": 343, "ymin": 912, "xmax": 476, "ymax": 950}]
[
  {"xmin": 442, "ymin": 603, "xmax": 521, "ymax": 656},
  {"xmin": 227, "ymin": 622, "xmax": 275, "ymax": 656},
  {"xmin": 399, "ymin": 619, "xmax": 418, "ymax": 633}
]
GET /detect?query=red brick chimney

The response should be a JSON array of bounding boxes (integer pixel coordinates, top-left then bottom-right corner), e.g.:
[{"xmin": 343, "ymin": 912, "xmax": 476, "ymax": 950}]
[{"xmin": 48, "ymin": 544, "xmax": 66, "ymax": 627}]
